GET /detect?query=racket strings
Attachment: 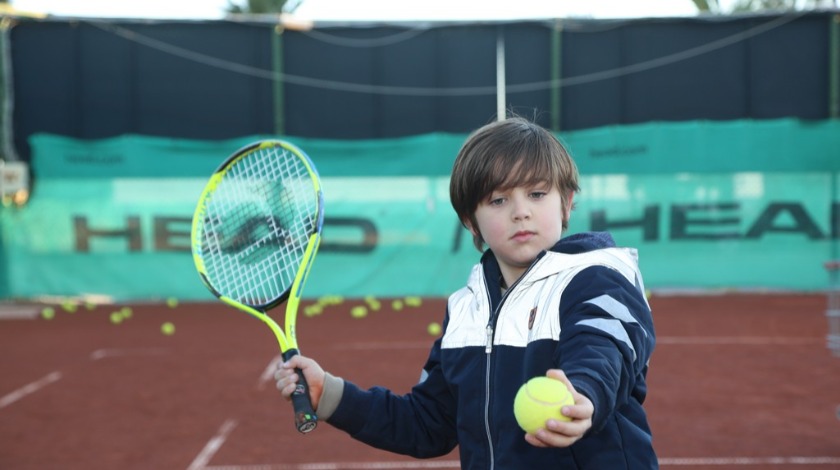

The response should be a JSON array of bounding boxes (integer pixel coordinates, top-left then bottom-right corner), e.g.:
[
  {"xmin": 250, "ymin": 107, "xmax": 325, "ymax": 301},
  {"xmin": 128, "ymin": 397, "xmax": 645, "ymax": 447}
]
[{"xmin": 200, "ymin": 145, "xmax": 318, "ymax": 307}]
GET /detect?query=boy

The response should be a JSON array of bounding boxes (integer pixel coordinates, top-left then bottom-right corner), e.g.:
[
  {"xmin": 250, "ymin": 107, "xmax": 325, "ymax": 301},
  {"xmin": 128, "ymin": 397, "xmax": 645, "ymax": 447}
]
[{"xmin": 276, "ymin": 116, "xmax": 658, "ymax": 469}]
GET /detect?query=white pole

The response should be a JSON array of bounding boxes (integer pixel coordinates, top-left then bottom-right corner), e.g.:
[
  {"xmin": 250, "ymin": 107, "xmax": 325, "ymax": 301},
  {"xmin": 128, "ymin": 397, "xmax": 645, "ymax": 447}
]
[{"xmin": 496, "ymin": 29, "xmax": 506, "ymax": 121}]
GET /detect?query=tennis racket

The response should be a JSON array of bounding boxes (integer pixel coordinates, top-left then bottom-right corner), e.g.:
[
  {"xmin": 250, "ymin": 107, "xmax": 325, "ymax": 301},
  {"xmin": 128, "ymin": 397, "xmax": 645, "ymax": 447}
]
[{"xmin": 191, "ymin": 139, "xmax": 324, "ymax": 434}]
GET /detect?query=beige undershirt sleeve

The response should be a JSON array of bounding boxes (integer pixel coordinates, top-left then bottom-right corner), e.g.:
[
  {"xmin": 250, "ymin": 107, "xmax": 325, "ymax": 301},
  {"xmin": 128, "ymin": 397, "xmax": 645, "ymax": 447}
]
[{"xmin": 316, "ymin": 372, "xmax": 345, "ymax": 420}]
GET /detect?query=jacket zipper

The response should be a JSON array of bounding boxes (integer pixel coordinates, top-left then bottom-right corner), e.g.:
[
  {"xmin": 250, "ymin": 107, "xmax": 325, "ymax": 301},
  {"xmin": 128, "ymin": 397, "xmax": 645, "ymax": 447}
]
[
  {"xmin": 480, "ymin": 251, "xmax": 547, "ymax": 468},
  {"xmin": 482, "ymin": 270, "xmax": 522, "ymax": 470}
]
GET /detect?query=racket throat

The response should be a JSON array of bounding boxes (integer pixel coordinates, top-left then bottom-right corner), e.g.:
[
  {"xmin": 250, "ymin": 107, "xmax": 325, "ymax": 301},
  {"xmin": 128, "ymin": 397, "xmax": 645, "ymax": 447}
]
[{"xmin": 282, "ymin": 348, "xmax": 301, "ymax": 363}]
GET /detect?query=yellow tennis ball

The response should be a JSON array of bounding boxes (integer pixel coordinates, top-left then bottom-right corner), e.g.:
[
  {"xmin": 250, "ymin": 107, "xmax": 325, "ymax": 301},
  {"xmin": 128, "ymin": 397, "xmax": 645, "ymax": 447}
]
[
  {"xmin": 318, "ymin": 295, "xmax": 344, "ymax": 306},
  {"xmin": 304, "ymin": 304, "xmax": 323, "ymax": 317},
  {"xmin": 513, "ymin": 376, "xmax": 574, "ymax": 434},
  {"xmin": 166, "ymin": 297, "xmax": 179, "ymax": 308},
  {"xmin": 350, "ymin": 305, "xmax": 368, "ymax": 318},
  {"xmin": 161, "ymin": 322, "xmax": 175, "ymax": 335},
  {"xmin": 427, "ymin": 322, "xmax": 442, "ymax": 336},
  {"xmin": 110, "ymin": 312, "xmax": 124, "ymax": 324},
  {"xmin": 364, "ymin": 296, "xmax": 381, "ymax": 311},
  {"xmin": 404, "ymin": 296, "xmax": 422, "ymax": 307},
  {"xmin": 391, "ymin": 300, "xmax": 403, "ymax": 311},
  {"xmin": 41, "ymin": 307, "xmax": 55, "ymax": 320}
]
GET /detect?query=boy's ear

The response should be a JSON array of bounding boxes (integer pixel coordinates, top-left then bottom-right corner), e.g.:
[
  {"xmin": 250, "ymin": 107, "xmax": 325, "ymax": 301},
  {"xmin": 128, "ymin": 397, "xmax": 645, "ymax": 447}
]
[
  {"xmin": 563, "ymin": 192, "xmax": 575, "ymax": 219},
  {"xmin": 464, "ymin": 219, "xmax": 479, "ymax": 237}
]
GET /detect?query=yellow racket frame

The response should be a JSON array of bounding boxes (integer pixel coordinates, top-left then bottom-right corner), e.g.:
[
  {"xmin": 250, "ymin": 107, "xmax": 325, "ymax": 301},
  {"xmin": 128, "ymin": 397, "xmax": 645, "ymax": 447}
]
[{"xmin": 191, "ymin": 139, "xmax": 323, "ymax": 433}]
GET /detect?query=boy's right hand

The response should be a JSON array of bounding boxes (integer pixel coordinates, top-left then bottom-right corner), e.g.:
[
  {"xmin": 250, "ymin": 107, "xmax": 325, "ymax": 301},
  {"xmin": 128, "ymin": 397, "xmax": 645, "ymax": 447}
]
[{"xmin": 275, "ymin": 354, "xmax": 326, "ymax": 411}]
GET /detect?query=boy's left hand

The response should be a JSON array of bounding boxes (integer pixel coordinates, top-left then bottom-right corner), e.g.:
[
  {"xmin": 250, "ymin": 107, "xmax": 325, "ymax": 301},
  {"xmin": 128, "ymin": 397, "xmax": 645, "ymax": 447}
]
[{"xmin": 524, "ymin": 369, "xmax": 593, "ymax": 448}]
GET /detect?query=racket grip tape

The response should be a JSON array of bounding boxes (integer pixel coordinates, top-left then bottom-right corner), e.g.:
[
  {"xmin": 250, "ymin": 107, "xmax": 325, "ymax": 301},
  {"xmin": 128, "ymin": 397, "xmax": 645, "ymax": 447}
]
[{"xmin": 282, "ymin": 349, "xmax": 318, "ymax": 434}]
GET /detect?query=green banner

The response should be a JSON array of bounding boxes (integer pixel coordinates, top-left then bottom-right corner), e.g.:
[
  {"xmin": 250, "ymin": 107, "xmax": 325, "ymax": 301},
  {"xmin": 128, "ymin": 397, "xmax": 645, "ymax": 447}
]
[
  {"xmin": 29, "ymin": 118, "xmax": 840, "ymax": 179},
  {"xmin": 3, "ymin": 119, "xmax": 838, "ymax": 300}
]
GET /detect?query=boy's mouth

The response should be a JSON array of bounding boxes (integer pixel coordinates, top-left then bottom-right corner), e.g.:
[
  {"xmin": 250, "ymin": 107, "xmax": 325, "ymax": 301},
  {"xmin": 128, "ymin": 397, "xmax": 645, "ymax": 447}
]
[{"xmin": 511, "ymin": 230, "xmax": 536, "ymax": 242}]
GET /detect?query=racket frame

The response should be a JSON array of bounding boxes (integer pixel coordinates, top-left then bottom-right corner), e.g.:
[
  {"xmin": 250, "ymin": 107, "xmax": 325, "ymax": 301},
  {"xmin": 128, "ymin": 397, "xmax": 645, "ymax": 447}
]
[{"xmin": 191, "ymin": 140, "xmax": 324, "ymax": 433}]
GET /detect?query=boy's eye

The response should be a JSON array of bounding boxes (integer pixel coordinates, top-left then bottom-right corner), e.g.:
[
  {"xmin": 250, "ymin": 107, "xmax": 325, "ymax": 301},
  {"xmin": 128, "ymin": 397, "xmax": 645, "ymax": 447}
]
[
  {"xmin": 530, "ymin": 191, "xmax": 547, "ymax": 199},
  {"xmin": 488, "ymin": 197, "xmax": 505, "ymax": 206}
]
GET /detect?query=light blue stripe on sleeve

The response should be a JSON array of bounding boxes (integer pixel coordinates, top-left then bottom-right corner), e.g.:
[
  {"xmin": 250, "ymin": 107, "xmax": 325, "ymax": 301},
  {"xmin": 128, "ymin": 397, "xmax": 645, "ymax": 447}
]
[
  {"xmin": 575, "ymin": 318, "xmax": 637, "ymax": 361},
  {"xmin": 584, "ymin": 294, "xmax": 638, "ymax": 325}
]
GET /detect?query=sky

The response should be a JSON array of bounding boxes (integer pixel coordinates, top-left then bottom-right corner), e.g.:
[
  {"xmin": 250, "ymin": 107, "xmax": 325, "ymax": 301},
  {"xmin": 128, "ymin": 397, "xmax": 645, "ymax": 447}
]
[{"xmin": 9, "ymin": 0, "xmax": 708, "ymax": 21}]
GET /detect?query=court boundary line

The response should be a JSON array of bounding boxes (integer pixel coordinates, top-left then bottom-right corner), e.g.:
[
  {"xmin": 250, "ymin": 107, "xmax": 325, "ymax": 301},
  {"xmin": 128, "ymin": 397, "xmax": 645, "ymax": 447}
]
[
  {"xmin": 336, "ymin": 336, "xmax": 821, "ymax": 351},
  {"xmin": 188, "ymin": 419, "xmax": 238, "ymax": 470},
  {"xmin": 201, "ymin": 455, "xmax": 840, "ymax": 469},
  {"xmin": 0, "ymin": 371, "xmax": 62, "ymax": 409},
  {"xmin": 89, "ymin": 347, "xmax": 170, "ymax": 360}
]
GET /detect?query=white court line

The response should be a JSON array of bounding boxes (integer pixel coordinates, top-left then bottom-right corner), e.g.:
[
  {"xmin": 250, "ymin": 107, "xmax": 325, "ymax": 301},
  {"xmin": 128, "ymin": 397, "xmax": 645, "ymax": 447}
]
[
  {"xmin": 187, "ymin": 419, "xmax": 238, "ymax": 470},
  {"xmin": 336, "ymin": 337, "xmax": 819, "ymax": 351},
  {"xmin": 659, "ymin": 456, "xmax": 840, "ymax": 466},
  {"xmin": 335, "ymin": 342, "xmax": 436, "ymax": 351},
  {"xmin": 657, "ymin": 337, "xmax": 819, "ymax": 346},
  {"xmin": 0, "ymin": 371, "xmax": 62, "ymax": 409},
  {"xmin": 206, "ymin": 461, "xmax": 459, "ymax": 469},
  {"xmin": 89, "ymin": 347, "xmax": 169, "ymax": 360},
  {"xmin": 203, "ymin": 456, "xmax": 840, "ymax": 469},
  {"xmin": 0, "ymin": 305, "xmax": 40, "ymax": 319}
]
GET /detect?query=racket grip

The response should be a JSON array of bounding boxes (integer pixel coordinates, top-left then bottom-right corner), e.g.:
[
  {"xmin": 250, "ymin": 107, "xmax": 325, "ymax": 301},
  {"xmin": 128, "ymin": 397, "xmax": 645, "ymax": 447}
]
[{"xmin": 282, "ymin": 349, "xmax": 318, "ymax": 434}]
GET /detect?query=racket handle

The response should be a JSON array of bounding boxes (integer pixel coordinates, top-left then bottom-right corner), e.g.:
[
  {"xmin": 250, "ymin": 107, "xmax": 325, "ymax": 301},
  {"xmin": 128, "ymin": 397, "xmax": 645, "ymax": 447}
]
[{"xmin": 282, "ymin": 349, "xmax": 318, "ymax": 434}]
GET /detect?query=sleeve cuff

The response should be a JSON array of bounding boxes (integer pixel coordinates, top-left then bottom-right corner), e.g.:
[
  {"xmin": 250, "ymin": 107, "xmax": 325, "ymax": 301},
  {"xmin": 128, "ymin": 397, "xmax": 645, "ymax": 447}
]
[
  {"xmin": 316, "ymin": 372, "xmax": 344, "ymax": 420},
  {"xmin": 569, "ymin": 376, "xmax": 605, "ymax": 432}
]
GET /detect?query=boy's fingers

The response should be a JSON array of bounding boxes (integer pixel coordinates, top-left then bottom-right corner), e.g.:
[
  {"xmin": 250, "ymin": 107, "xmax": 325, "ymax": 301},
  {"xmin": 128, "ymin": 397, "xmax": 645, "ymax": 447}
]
[
  {"xmin": 281, "ymin": 355, "xmax": 303, "ymax": 369},
  {"xmin": 527, "ymin": 427, "xmax": 576, "ymax": 448},
  {"xmin": 545, "ymin": 369, "xmax": 574, "ymax": 392},
  {"xmin": 524, "ymin": 433, "xmax": 549, "ymax": 448},
  {"xmin": 559, "ymin": 404, "xmax": 588, "ymax": 420},
  {"xmin": 275, "ymin": 380, "xmax": 297, "ymax": 400},
  {"xmin": 274, "ymin": 363, "xmax": 295, "ymax": 380}
]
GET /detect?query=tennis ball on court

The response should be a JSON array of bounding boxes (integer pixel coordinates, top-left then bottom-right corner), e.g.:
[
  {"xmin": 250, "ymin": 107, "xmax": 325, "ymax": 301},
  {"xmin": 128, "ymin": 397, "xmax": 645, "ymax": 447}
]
[
  {"xmin": 351, "ymin": 305, "xmax": 368, "ymax": 318},
  {"xmin": 304, "ymin": 304, "xmax": 323, "ymax": 317},
  {"xmin": 391, "ymin": 300, "xmax": 404, "ymax": 311},
  {"xmin": 404, "ymin": 296, "xmax": 422, "ymax": 307},
  {"xmin": 161, "ymin": 322, "xmax": 175, "ymax": 335},
  {"xmin": 427, "ymin": 322, "xmax": 442, "ymax": 336},
  {"xmin": 513, "ymin": 376, "xmax": 574, "ymax": 434},
  {"xmin": 110, "ymin": 312, "xmax": 124, "ymax": 324},
  {"xmin": 61, "ymin": 301, "xmax": 77, "ymax": 313},
  {"xmin": 166, "ymin": 297, "xmax": 179, "ymax": 308},
  {"xmin": 364, "ymin": 296, "xmax": 381, "ymax": 311},
  {"xmin": 41, "ymin": 307, "xmax": 55, "ymax": 320},
  {"xmin": 645, "ymin": 289, "xmax": 652, "ymax": 300},
  {"xmin": 120, "ymin": 307, "xmax": 133, "ymax": 319},
  {"xmin": 318, "ymin": 295, "xmax": 344, "ymax": 306}
]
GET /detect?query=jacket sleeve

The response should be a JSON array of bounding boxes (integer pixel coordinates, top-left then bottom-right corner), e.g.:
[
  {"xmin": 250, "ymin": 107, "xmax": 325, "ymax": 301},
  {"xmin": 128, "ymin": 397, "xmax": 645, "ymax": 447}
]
[
  {"xmin": 325, "ymin": 313, "xmax": 459, "ymax": 458},
  {"xmin": 557, "ymin": 265, "xmax": 656, "ymax": 432}
]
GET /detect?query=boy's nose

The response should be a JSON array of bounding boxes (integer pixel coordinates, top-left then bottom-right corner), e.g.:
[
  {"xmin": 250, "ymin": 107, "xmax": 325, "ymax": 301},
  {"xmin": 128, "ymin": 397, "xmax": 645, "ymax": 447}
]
[{"xmin": 511, "ymin": 200, "xmax": 531, "ymax": 220}]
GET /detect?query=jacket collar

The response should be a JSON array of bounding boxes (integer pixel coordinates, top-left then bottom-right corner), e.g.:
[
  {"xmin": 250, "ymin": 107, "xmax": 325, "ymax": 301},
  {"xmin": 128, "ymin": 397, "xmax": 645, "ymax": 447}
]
[{"xmin": 477, "ymin": 231, "xmax": 619, "ymax": 296}]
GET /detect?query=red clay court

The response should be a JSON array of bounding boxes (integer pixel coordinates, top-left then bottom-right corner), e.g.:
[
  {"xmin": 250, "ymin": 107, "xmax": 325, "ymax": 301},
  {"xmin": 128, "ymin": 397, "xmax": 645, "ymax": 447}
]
[{"xmin": 1, "ymin": 293, "xmax": 839, "ymax": 469}]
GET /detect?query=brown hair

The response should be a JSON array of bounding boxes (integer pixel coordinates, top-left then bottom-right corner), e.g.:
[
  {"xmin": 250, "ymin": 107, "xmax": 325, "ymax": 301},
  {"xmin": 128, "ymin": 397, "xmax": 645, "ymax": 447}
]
[{"xmin": 449, "ymin": 117, "xmax": 580, "ymax": 251}]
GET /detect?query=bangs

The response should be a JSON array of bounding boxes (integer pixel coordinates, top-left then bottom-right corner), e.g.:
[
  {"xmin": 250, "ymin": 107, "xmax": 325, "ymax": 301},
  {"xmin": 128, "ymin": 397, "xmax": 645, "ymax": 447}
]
[
  {"xmin": 491, "ymin": 157, "xmax": 553, "ymax": 192},
  {"xmin": 478, "ymin": 146, "xmax": 561, "ymax": 201}
]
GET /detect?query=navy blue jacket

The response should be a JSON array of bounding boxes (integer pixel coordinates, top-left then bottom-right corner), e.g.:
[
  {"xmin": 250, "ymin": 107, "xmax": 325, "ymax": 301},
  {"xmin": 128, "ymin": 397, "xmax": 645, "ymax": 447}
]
[{"xmin": 327, "ymin": 232, "xmax": 658, "ymax": 469}]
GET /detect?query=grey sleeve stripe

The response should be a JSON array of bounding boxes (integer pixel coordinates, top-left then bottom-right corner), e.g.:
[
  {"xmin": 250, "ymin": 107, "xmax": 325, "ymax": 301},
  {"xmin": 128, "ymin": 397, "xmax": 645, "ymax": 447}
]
[
  {"xmin": 584, "ymin": 294, "xmax": 638, "ymax": 325},
  {"xmin": 575, "ymin": 318, "xmax": 637, "ymax": 361}
]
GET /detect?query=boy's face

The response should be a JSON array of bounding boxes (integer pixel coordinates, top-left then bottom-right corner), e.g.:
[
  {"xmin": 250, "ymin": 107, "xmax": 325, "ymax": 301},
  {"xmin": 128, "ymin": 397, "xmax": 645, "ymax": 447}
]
[{"xmin": 468, "ymin": 182, "xmax": 572, "ymax": 287}]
